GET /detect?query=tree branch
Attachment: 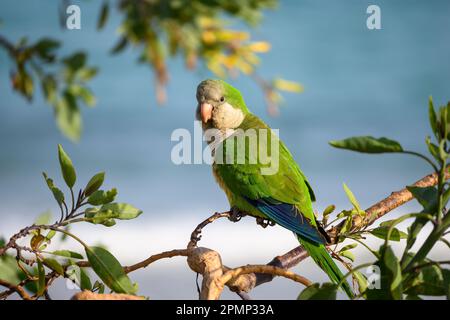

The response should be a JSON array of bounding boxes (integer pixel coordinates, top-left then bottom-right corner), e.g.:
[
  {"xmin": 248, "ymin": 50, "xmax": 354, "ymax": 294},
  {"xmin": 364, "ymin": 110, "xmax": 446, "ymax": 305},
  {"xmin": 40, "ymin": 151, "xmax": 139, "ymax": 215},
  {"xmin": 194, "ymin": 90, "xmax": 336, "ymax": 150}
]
[
  {"xmin": 328, "ymin": 167, "xmax": 450, "ymax": 242},
  {"xmin": 3, "ymin": 169, "xmax": 447, "ymax": 300},
  {"xmin": 71, "ymin": 291, "xmax": 144, "ymax": 300},
  {"xmin": 208, "ymin": 264, "xmax": 312, "ymax": 300},
  {"xmin": 183, "ymin": 168, "xmax": 450, "ymax": 298},
  {"xmin": 123, "ymin": 249, "xmax": 189, "ymax": 274},
  {"xmin": 0, "ymin": 279, "xmax": 32, "ymax": 300}
]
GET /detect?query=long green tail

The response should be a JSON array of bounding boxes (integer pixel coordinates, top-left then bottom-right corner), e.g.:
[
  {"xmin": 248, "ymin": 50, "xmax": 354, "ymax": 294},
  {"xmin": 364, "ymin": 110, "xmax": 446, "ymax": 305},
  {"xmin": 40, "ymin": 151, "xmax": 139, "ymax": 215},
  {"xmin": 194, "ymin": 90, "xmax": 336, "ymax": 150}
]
[{"xmin": 299, "ymin": 237, "xmax": 354, "ymax": 299}]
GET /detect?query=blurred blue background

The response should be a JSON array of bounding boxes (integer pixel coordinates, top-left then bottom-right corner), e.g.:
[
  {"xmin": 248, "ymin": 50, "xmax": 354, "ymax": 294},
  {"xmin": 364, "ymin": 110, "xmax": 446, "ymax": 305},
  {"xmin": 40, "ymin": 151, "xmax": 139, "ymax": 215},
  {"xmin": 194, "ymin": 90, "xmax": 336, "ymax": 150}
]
[{"xmin": 1, "ymin": 0, "xmax": 449, "ymax": 299}]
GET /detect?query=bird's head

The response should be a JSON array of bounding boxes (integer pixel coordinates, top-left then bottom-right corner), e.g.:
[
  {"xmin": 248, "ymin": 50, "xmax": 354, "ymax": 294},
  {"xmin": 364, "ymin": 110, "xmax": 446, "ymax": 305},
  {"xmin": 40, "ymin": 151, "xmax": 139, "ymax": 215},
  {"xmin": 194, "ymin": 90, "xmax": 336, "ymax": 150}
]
[{"xmin": 196, "ymin": 79, "xmax": 249, "ymax": 131}]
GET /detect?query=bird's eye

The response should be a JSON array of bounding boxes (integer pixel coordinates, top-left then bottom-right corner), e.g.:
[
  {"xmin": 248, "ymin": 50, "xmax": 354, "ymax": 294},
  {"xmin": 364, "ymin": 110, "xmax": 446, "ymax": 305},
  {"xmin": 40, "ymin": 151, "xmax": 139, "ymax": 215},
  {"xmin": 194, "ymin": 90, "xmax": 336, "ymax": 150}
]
[{"xmin": 220, "ymin": 96, "xmax": 225, "ymax": 102}]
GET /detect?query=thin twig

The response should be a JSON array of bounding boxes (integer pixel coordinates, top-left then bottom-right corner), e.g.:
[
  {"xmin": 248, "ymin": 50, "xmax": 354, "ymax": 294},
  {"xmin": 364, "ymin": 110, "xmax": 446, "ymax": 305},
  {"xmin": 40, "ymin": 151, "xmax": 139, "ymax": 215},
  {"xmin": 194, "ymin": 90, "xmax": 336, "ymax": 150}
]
[
  {"xmin": 0, "ymin": 279, "xmax": 32, "ymax": 300},
  {"xmin": 123, "ymin": 249, "xmax": 189, "ymax": 274},
  {"xmin": 188, "ymin": 211, "xmax": 231, "ymax": 249}
]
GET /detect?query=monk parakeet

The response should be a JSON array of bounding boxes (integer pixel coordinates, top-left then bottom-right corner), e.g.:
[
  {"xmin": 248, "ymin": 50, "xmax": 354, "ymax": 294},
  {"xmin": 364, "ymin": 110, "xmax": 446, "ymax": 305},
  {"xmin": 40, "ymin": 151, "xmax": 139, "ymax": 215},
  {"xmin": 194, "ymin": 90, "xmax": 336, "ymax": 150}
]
[{"xmin": 196, "ymin": 79, "xmax": 353, "ymax": 298}]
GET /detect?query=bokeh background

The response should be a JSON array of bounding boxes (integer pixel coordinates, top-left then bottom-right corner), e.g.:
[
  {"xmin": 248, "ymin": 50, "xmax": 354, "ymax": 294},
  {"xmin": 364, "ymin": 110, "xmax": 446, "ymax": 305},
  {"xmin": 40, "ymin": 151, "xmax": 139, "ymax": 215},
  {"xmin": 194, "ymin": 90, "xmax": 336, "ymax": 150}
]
[{"xmin": 1, "ymin": 0, "xmax": 449, "ymax": 299}]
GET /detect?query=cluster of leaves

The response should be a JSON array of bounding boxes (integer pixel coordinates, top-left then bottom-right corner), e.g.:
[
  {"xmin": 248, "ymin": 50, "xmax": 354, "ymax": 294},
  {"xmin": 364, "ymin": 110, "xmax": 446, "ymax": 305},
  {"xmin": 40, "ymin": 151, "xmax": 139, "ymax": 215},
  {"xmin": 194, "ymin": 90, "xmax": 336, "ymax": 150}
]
[
  {"xmin": 100, "ymin": 0, "xmax": 302, "ymax": 111},
  {"xmin": 300, "ymin": 96, "xmax": 450, "ymax": 300},
  {"xmin": 1, "ymin": 0, "xmax": 302, "ymax": 140},
  {"xmin": 0, "ymin": 36, "xmax": 97, "ymax": 141},
  {"xmin": 0, "ymin": 145, "xmax": 142, "ymax": 299}
]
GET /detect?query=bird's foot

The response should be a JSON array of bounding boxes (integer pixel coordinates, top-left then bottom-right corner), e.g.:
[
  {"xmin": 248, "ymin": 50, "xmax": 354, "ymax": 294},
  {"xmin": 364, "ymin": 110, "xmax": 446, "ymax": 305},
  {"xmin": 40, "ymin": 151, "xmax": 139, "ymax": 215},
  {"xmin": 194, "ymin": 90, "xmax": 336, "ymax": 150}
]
[
  {"xmin": 228, "ymin": 207, "xmax": 244, "ymax": 222},
  {"xmin": 256, "ymin": 217, "xmax": 276, "ymax": 228}
]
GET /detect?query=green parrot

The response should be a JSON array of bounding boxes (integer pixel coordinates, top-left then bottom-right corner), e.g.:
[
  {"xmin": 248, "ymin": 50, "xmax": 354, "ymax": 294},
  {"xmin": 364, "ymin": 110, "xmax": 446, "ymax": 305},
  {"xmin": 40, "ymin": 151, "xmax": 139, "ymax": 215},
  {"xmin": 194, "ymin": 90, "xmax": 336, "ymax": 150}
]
[{"xmin": 195, "ymin": 79, "xmax": 353, "ymax": 298}]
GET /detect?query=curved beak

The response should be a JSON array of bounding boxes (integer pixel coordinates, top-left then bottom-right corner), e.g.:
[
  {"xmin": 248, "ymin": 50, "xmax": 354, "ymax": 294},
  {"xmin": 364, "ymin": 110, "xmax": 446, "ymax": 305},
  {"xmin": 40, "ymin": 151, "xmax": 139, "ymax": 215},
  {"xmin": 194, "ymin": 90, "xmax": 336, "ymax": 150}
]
[{"xmin": 200, "ymin": 102, "xmax": 213, "ymax": 124}]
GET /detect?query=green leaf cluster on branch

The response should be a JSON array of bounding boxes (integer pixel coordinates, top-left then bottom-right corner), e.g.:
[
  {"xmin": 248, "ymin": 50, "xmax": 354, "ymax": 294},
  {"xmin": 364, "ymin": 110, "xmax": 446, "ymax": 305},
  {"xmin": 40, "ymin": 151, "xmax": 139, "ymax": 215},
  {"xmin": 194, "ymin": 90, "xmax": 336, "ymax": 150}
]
[
  {"xmin": 298, "ymin": 96, "xmax": 450, "ymax": 300},
  {"xmin": 1, "ymin": 0, "xmax": 301, "ymax": 140},
  {"xmin": 0, "ymin": 35, "xmax": 97, "ymax": 141},
  {"xmin": 102, "ymin": 0, "xmax": 301, "ymax": 113},
  {"xmin": 0, "ymin": 145, "xmax": 142, "ymax": 299}
]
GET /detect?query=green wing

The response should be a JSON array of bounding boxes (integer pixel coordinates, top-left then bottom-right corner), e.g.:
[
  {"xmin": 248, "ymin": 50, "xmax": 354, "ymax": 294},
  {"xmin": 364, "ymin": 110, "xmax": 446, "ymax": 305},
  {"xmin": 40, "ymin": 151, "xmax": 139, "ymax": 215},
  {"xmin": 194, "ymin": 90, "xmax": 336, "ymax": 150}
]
[{"xmin": 214, "ymin": 114, "xmax": 324, "ymax": 243}]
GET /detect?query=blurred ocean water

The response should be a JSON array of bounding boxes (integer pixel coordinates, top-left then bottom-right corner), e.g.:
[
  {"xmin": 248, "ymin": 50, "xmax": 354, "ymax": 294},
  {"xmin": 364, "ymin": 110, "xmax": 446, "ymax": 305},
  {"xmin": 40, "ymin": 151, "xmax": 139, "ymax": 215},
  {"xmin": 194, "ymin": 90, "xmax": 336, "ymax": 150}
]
[{"xmin": 0, "ymin": 0, "xmax": 449, "ymax": 299}]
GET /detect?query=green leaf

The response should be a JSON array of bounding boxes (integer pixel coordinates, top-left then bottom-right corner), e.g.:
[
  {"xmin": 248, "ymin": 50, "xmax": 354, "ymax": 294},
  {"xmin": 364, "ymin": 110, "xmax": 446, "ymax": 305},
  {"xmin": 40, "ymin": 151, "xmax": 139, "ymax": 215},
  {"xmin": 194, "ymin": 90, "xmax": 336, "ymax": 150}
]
[
  {"xmin": 446, "ymin": 101, "xmax": 450, "ymax": 141},
  {"xmin": 0, "ymin": 254, "xmax": 25, "ymax": 286},
  {"xmin": 33, "ymin": 38, "xmax": 60, "ymax": 61},
  {"xmin": 97, "ymin": 1, "xmax": 109, "ymax": 30},
  {"xmin": 297, "ymin": 283, "xmax": 337, "ymax": 300},
  {"xmin": 369, "ymin": 226, "xmax": 407, "ymax": 241},
  {"xmin": 110, "ymin": 36, "xmax": 128, "ymax": 54},
  {"xmin": 405, "ymin": 294, "xmax": 422, "ymax": 300},
  {"xmin": 329, "ymin": 136, "xmax": 403, "ymax": 153},
  {"xmin": 93, "ymin": 280, "xmax": 105, "ymax": 294},
  {"xmin": 406, "ymin": 186, "xmax": 438, "ymax": 211},
  {"xmin": 77, "ymin": 67, "xmax": 98, "ymax": 81},
  {"xmin": 50, "ymin": 250, "xmax": 83, "ymax": 259},
  {"xmin": 425, "ymin": 136, "xmax": 441, "ymax": 163},
  {"xmin": 99, "ymin": 203, "xmax": 142, "ymax": 220},
  {"xmin": 343, "ymin": 183, "xmax": 363, "ymax": 214},
  {"xmin": 322, "ymin": 205, "xmax": 335, "ymax": 217},
  {"xmin": 68, "ymin": 85, "xmax": 96, "ymax": 107},
  {"xmin": 57, "ymin": 144, "xmax": 76, "ymax": 188},
  {"xmin": 12, "ymin": 70, "xmax": 34, "ymax": 101},
  {"xmin": 80, "ymin": 268, "xmax": 92, "ymax": 291},
  {"xmin": 382, "ymin": 246, "xmax": 402, "ymax": 299},
  {"xmin": 438, "ymin": 139, "xmax": 448, "ymax": 161},
  {"xmin": 100, "ymin": 218, "xmax": 116, "ymax": 227},
  {"xmin": 337, "ymin": 209, "xmax": 353, "ymax": 219},
  {"xmin": 339, "ymin": 216, "xmax": 353, "ymax": 235},
  {"xmin": 34, "ymin": 210, "xmax": 53, "ymax": 225},
  {"xmin": 45, "ymin": 230, "xmax": 56, "ymax": 241},
  {"xmin": 84, "ymin": 172, "xmax": 105, "ymax": 196},
  {"xmin": 62, "ymin": 52, "xmax": 86, "ymax": 72},
  {"xmin": 85, "ymin": 246, "xmax": 136, "ymax": 294},
  {"xmin": 85, "ymin": 203, "xmax": 141, "ymax": 225},
  {"xmin": 339, "ymin": 250, "xmax": 355, "ymax": 262},
  {"xmin": 41, "ymin": 75, "xmax": 57, "ymax": 103},
  {"xmin": 439, "ymin": 105, "xmax": 448, "ymax": 140},
  {"xmin": 405, "ymin": 217, "xmax": 429, "ymax": 258},
  {"xmin": 405, "ymin": 263, "xmax": 450, "ymax": 296},
  {"xmin": 66, "ymin": 262, "xmax": 92, "ymax": 290},
  {"xmin": 56, "ymin": 95, "xmax": 82, "ymax": 142},
  {"xmin": 429, "ymin": 96, "xmax": 438, "ymax": 137},
  {"xmin": 85, "ymin": 208, "xmax": 117, "ymax": 226},
  {"xmin": 353, "ymin": 271, "xmax": 368, "ymax": 294},
  {"xmin": 87, "ymin": 188, "xmax": 117, "ymax": 205},
  {"xmin": 339, "ymin": 243, "xmax": 358, "ymax": 252},
  {"xmin": 43, "ymin": 258, "xmax": 64, "ymax": 276},
  {"xmin": 379, "ymin": 219, "xmax": 397, "ymax": 227},
  {"xmin": 34, "ymin": 38, "xmax": 60, "ymax": 52},
  {"xmin": 42, "ymin": 173, "xmax": 65, "ymax": 206},
  {"xmin": 37, "ymin": 260, "xmax": 46, "ymax": 296},
  {"xmin": 402, "ymin": 186, "xmax": 437, "ymax": 256}
]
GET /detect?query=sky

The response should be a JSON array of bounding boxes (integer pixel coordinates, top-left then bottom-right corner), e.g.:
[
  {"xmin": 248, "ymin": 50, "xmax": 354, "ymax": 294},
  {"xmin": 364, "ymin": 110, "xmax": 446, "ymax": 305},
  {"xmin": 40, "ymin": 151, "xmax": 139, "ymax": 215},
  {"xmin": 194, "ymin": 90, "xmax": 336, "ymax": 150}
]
[{"xmin": 0, "ymin": 0, "xmax": 449, "ymax": 299}]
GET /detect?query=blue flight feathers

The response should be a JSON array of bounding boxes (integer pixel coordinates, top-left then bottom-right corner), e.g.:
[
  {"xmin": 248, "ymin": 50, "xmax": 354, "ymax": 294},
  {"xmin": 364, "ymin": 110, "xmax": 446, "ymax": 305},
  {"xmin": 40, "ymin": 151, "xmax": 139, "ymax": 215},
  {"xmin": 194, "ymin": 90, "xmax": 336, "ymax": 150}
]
[{"xmin": 244, "ymin": 197, "xmax": 326, "ymax": 245}]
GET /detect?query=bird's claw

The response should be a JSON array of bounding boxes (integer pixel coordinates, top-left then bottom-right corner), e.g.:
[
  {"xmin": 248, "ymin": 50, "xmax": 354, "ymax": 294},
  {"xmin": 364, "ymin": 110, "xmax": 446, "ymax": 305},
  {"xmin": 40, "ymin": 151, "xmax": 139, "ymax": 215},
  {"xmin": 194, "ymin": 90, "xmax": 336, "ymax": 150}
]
[
  {"xmin": 256, "ymin": 217, "xmax": 275, "ymax": 228},
  {"xmin": 228, "ymin": 207, "xmax": 243, "ymax": 222}
]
